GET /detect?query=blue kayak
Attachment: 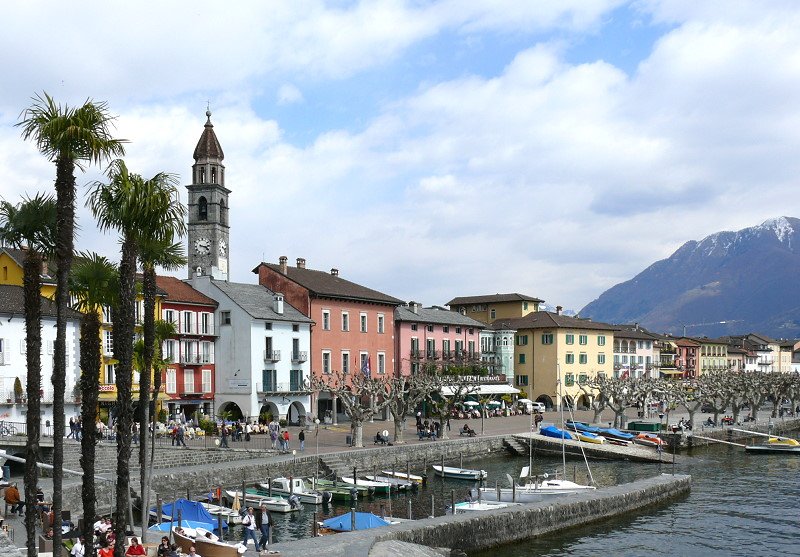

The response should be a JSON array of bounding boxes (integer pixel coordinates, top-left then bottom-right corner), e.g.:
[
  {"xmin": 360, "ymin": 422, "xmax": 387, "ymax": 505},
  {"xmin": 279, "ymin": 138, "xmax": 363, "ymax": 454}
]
[
  {"xmin": 597, "ymin": 427, "xmax": 635, "ymax": 441},
  {"xmin": 565, "ymin": 420, "xmax": 602, "ymax": 434},
  {"xmin": 540, "ymin": 425, "xmax": 577, "ymax": 440}
]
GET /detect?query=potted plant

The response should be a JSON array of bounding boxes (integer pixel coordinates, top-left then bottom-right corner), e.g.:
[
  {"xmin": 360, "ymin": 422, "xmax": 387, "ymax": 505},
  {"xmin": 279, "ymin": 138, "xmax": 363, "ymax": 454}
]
[{"xmin": 13, "ymin": 378, "xmax": 23, "ymax": 404}]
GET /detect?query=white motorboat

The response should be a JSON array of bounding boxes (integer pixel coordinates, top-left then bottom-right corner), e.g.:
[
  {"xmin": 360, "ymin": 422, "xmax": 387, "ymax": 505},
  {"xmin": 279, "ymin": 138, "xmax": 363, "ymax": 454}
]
[
  {"xmin": 365, "ymin": 475, "xmax": 415, "ymax": 490},
  {"xmin": 224, "ymin": 490, "xmax": 300, "ymax": 513},
  {"xmin": 477, "ymin": 471, "xmax": 595, "ymax": 503},
  {"xmin": 339, "ymin": 476, "xmax": 392, "ymax": 494},
  {"xmin": 432, "ymin": 465, "xmax": 487, "ymax": 480},
  {"xmin": 448, "ymin": 500, "xmax": 520, "ymax": 514},
  {"xmin": 258, "ymin": 478, "xmax": 332, "ymax": 504},
  {"xmin": 200, "ymin": 502, "xmax": 243, "ymax": 524},
  {"xmin": 381, "ymin": 470, "xmax": 424, "ymax": 484}
]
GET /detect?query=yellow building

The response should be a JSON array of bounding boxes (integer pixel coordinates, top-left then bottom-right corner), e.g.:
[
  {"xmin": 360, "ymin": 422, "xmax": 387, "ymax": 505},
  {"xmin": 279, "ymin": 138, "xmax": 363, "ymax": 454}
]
[
  {"xmin": 1, "ymin": 247, "xmax": 163, "ymax": 412},
  {"xmin": 446, "ymin": 293, "xmax": 544, "ymax": 324},
  {"xmin": 697, "ymin": 338, "xmax": 729, "ymax": 376},
  {"xmin": 494, "ymin": 311, "xmax": 615, "ymax": 409}
]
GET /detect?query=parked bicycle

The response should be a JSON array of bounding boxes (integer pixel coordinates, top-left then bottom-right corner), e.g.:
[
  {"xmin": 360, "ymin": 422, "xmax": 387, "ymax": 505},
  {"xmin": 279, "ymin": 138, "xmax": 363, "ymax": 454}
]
[{"xmin": 0, "ymin": 422, "xmax": 18, "ymax": 436}]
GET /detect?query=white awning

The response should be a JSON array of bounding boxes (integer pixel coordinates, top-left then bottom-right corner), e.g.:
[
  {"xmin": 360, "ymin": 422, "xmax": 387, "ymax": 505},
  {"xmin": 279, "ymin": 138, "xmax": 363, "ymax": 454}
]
[{"xmin": 441, "ymin": 384, "xmax": 520, "ymax": 396}]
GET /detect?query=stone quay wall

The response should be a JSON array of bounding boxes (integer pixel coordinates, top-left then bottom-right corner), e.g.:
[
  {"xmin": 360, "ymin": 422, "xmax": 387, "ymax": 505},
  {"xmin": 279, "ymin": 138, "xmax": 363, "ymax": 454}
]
[
  {"xmin": 268, "ymin": 473, "xmax": 692, "ymax": 557},
  {"xmin": 680, "ymin": 417, "xmax": 800, "ymax": 449}
]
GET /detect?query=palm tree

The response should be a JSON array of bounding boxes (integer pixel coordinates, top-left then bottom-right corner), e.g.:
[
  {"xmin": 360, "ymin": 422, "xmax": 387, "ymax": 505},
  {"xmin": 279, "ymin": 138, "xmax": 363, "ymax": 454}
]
[
  {"xmin": 137, "ymin": 239, "xmax": 185, "ymax": 541},
  {"xmin": 87, "ymin": 160, "xmax": 184, "ymax": 557},
  {"xmin": 0, "ymin": 194, "xmax": 56, "ymax": 557},
  {"xmin": 70, "ymin": 253, "xmax": 118, "ymax": 557},
  {"xmin": 17, "ymin": 93, "xmax": 125, "ymax": 557}
]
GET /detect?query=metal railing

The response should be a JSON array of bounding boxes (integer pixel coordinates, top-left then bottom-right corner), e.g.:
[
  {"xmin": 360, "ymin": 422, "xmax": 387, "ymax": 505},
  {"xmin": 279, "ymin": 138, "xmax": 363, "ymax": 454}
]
[
  {"xmin": 180, "ymin": 354, "xmax": 214, "ymax": 365},
  {"xmin": 263, "ymin": 350, "xmax": 281, "ymax": 362},
  {"xmin": 256, "ymin": 381, "xmax": 309, "ymax": 393},
  {"xmin": 291, "ymin": 351, "xmax": 308, "ymax": 363}
]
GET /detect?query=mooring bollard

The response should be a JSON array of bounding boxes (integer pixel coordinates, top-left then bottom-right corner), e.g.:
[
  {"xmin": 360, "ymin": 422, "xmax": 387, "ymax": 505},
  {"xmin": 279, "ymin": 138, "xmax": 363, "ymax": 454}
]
[
  {"xmin": 313, "ymin": 511, "xmax": 317, "ymax": 537},
  {"xmin": 350, "ymin": 507, "xmax": 356, "ymax": 532},
  {"xmin": 217, "ymin": 509, "xmax": 224, "ymax": 541},
  {"xmin": 408, "ymin": 500, "xmax": 412, "ymax": 520},
  {"xmin": 451, "ymin": 489, "xmax": 455, "ymax": 515},
  {"xmin": 430, "ymin": 494, "xmax": 434, "ymax": 518},
  {"xmin": 512, "ymin": 481, "xmax": 516, "ymax": 503},
  {"xmin": 441, "ymin": 455, "xmax": 445, "ymax": 479},
  {"xmin": 380, "ymin": 504, "xmax": 385, "ymax": 519},
  {"xmin": 268, "ymin": 477, "xmax": 272, "ymax": 497},
  {"xmin": 496, "ymin": 481, "xmax": 500, "ymax": 502},
  {"xmin": 156, "ymin": 496, "xmax": 162, "ymax": 525}
]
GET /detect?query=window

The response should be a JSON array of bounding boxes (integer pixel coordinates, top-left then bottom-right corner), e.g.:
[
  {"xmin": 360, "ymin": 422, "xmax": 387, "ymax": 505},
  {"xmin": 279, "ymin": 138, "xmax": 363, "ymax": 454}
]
[
  {"xmin": 442, "ymin": 325, "xmax": 449, "ymax": 333},
  {"xmin": 519, "ymin": 354, "xmax": 526, "ymax": 364},
  {"xmin": 198, "ymin": 196, "xmax": 208, "ymax": 220},
  {"xmin": 292, "ymin": 324, "xmax": 299, "ymax": 332},
  {"xmin": 622, "ymin": 355, "xmax": 628, "ymax": 364},
  {"xmin": 579, "ymin": 335, "xmax": 588, "ymax": 345},
  {"xmin": 426, "ymin": 339, "xmax": 436, "ymax": 359},
  {"xmin": 468, "ymin": 328, "xmax": 474, "ymax": 335},
  {"xmin": 579, "ymin": 373, "xmax": 588, "ymax": 383},
  {"xmin": 565, "ymin": 353, "xmax": 575, "ymax": 364},
  {"xmin": 104, "ymin": 331, "xmax": 113, "ymax": 355},
  {"xmin": 468, "ymin": 340, "xmax": 475, "ymax": 356},
  {"xmin": 490, "ymin": 309, "xmax": 496, "ymax": 319},
  {"xmin": 164, "ymin": 309, "xmax": 176, "ymax": 326},
  {"xmin": 523, "ymin": 302, "xmax": 529, "ymax": 310},
  {"xmin": 598, "ymin": 335, "xmax": 606, "ymax": 346},
  {"xmin": 564, "ymin": 373, "xmax": 575, "ymax": 387},
  {"xmin": 166, "ymin": 369, "xmax": 176, "ymax": 393},
  {"xmin": 221, "ymin": 311, "xmax": 231, "ymax": 325},
  {"xmin": 517, "ymin": 335, "xmax": 528, "ymax": 346},
  {"xmin": 426, "ymin": 324, "xmax": 434, "ymax": 333},
  {"xmin": 638, "ymin": 341, "xmax": 644, "ymax": 349},
  {"xmin": 442, "ymin": 339, "xmax": 450, "ymax": 357},
  {"xmin": 579, "ymin": 353, "xmax": 588, "ymax": 364},
  {"xmin": 360, "ymin": 352, "xmax": 369, "ymax": 375},
  {"xmin": 184, "ymin": 370, "xmax": 195, "ymax": 393},
  {"xmin": 378, "ymin": 314, "xmax": 385, "ymax": 334},
  {"xmin": 322, "ymin": 351, "xmax": 331, "ymax": 374},
  {"xmin": 322, "ymin": 310, "xmax": 330, "ymax": 330},
  {"xmin": 541, "ymin": 334, "xmax": 554, "ymax": 345},
  {"xmin": 360, "ymin": 313, "xmax": 368, "ymax": 333},
  {"xmin": 341, "ymin": 351, "xmax": 350, "ymax": 374},
  {"xmin": 342, "ymin": 312, "xmax": 349, "ymax": 331},
  {"xmin": 290, "ymin": 369, "xmax": 304, "ymax": 391},
  {"xmin": 377, "ymin": 353, "xmax": 386, "ymax": 374},
  {"xmin": 566, "ymin": 334, "xmax": 574, "ymax": 344},
  {"xmin": 201, "ymin": 369, "xmax": 212, "ymax": 393},
  {"xmin": 598, "ymin": 354, "xmax": 606, "ymax": 364},
  {"xmin": 411, "ymin": 323, "xmax": 418, "ymax": 331},
  {"xmin": 455, "ymin": 340, "xmax": 463, "ymax": 355},
  {"xmin": 515, "ymin": 375, "xmax": 529, "ymax": 386},
  {"xmin": 105, "ymin": 364, "xmax": 116, "ymax": 384},
  {"xmin": 182, "ymin": 311, "xmax": 193, "ymax": 334},
  {"xmin": 200, "ymin": 341, "xmax": 213, "ymax": 363},
  {"xmin": 455, "ymin": 327, "xmax": 461, "ymax": 334},
  {"xmin": 264, "ymin": 322, "xmax": 272, "ymax": 330},
  {"xmin": 200, "ymin": 312, "xmax": 213, "ymax": 335},
  {"xmin": 163, "ymin": 340, "xmax": 175, "ymax": 363}
]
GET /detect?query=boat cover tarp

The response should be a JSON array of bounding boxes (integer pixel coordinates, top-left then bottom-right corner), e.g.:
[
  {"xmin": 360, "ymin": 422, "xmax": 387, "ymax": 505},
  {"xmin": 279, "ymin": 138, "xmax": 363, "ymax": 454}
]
[
  {"xmin": 321, "ymin": 512, "xmax": 391, "ymax": 532},
  {"xmin": 148, "ymin": 520, "xmax": 217, "ymax": 532},
  {"xmin": 150, "ymin": 499, "xmax": 228, "ymax": 530},
  {"xmin": 540, "ymin": 425, "xmax": 576, "ymax": 440}
]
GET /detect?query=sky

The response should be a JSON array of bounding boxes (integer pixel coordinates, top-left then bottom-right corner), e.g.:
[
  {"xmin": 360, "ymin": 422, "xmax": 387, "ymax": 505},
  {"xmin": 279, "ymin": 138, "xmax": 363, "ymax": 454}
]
[{"xmin": 3, "ymin": 0, "xmax": 800, "ymax": 312}]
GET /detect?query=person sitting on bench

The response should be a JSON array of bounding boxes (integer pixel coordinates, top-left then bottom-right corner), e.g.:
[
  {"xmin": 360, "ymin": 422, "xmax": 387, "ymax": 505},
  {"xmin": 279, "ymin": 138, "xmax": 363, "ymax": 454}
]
[
  {"xmin": 460, "ymin": 424, "xmax": 476, "ymax": 437},
  {"xmin": 374, "ymin": 431, "xmax": 388, "ymax": 445}
]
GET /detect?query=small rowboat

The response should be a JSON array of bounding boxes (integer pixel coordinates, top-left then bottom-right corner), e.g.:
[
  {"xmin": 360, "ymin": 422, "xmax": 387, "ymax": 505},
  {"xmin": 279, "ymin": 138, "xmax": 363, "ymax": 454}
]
[
  {"xmin": 313, "ymin": 478, "xmax": 373, "ymax": 497},
  {"xmin": 575, "ymin": 431, "xmax": 605, "ymax": 444},
  {"xmin": 364, "ymin": 475, "xmax": 417, "ymax": 490},
  {"xmin": 745, "ymin": 436, "xmax": 800, "ymax": 454},
  {"xmin": 634, "ymin": 433, "xmax": 666, "ymax": 447},
  {"xmin": 381, "ymin": 470, "xmax": 424, "ymax": 484},
  {"xmin": 448, "ymin": 500, "xmax": 520, "ymax": 514},
  {"xmin": 339, "ymin": 476, "xmax": 392, "ymax": 494},
  {"xmin": 224, "ymin": 490, "xmax": 299, "ymax": 513},
  {"xmin": 432, "ymin": 465, "xmax": 487, "ymax": 480}
]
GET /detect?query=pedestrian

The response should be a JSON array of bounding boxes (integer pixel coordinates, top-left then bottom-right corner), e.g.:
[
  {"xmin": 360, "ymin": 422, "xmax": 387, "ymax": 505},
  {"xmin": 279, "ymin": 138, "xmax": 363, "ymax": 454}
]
[
  {"xmin": 176, "ymin": 424, "xmax": 188, "ymax": 447},
  {"xmin": 76, "ymin": 417, "xmax": 82, "ymax": 441},
  {"xmin": 132, "ymin": 422, "xmax": 138, "ymax": 445},
  {"xmin": 282, "ymin": 429, "xmax": 290, "ymax": 452},
  {"xmin": 298, "ymin": 429, "xmax": 305, "ymax": 451},
  {"xmin": 256, "ymin": 504, "xmax": 273, "ymax": 550},
  {"xmin": 241, "ymin": 507, "xmax": 258, "ymax": 547},
  {"xmin": 220, "ymin": 425, "xmax": 229, "ymax": 449},
  {"xmin": 67, "ymin": 417, "xmax": 75, "ymax": 439},
  {"xmin": 269, "ymin": 429, "xmax": 277, "ymax": 450},
  {"xmin": 245, "ymin": 422, "xmax": 251, "ymax": 442}
]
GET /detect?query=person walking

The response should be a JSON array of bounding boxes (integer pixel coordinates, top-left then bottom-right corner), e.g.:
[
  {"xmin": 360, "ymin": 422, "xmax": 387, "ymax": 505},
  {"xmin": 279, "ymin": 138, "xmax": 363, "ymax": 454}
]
[
  {"xmin": 282, "ymin": 429, "xmax": 290, "ymax": 452},
  {"xmin": 298, "ymin": 429, "xmax": 305, "ymax": 451},
  {"xmin": 176, "ymin": 424, "xmax": 187, "ymax": 447},
  {"xmin": 256, "ymin": 504, "xmax": 273, "ymax": 550},
  {"xmin": 241, "ymin": 507, "xmax": 258, "ymax": 547},
  {"xmin": 67, "ymin": 417, "xmax": 75, "ymax": 439},
  {"xmin": 220, "ymin": 425, "xmax": 229, "ymax": 449}
]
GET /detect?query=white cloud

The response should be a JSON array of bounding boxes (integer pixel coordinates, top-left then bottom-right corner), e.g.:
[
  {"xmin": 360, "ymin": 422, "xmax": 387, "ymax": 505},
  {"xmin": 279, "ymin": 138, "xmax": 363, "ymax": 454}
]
[{"xmin": 276, "ymin": 84, "xmax": 304, "ymax": 105}]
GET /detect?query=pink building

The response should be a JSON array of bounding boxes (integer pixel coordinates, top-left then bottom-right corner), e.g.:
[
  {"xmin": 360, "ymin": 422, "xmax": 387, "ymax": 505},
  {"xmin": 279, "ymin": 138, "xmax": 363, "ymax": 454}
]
[{"xmin": 395, "ymin": 302, "xmax": 485, "ymax": 375}]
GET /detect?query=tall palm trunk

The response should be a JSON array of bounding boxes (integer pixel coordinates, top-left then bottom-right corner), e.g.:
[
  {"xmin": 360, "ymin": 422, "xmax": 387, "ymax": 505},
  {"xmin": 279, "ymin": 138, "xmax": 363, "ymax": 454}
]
[
  {"xmin": 23, "ymin": 251, "xmax": 43, "ymax": 557},
  {"xmin": 52, "ymin": 156, "xmax": 76, "ymax": 557},
  {"xmin": 114, "ymin": 237, "xmax": 137, "ymax": 557},
  {"xmin": 138, "ymin": 267, "xmax": 155, "ymax": 541},
  {"xmin": 79, "ymin": 311, "xmax": 101, "ymax": 557}
]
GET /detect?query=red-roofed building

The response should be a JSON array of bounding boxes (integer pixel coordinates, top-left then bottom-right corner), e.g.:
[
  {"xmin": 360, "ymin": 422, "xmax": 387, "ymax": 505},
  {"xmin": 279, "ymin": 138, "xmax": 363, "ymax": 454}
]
[{"xmin": 156, "ymin": 276, "xmax": 218, "ymax": 421}]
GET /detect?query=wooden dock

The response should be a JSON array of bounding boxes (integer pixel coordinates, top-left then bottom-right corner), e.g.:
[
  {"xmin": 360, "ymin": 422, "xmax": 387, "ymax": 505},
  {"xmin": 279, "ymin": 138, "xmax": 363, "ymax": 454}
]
[{"xmin": 515, "ymin": 432, "xmax": 670, "ymax": 463}]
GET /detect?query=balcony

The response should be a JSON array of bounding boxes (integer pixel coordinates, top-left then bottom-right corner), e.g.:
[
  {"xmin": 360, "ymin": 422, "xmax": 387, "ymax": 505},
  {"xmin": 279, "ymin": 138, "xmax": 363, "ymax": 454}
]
[
  {"xmin": 410, "ymin": 349, "xmax": 422, "ymax": 360},
  {"xmin": 179, "ymin": 327, "xmax": 216, "ymax": 337},
  {"xmin": 291, "ymin": 351, "xmax": 308, "ymax": 363},
  {"xmin": 257, "ymin": 380, "xmax": 310, "ymax": 393},
  {"xmin": 441, "ymin": 350, "xmax": 453, "ymax": 361},
  {"xmin": 180, "ymin": 354, "xmax": 214, "ymax": 365},
  {"xmin": 263, "ymin": 350, "xmax": 281, "ymax": 362}
]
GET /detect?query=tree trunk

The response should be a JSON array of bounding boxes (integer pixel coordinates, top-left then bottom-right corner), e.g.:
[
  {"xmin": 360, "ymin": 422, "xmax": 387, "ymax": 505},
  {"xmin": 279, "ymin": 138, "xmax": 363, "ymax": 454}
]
[
  {"xmin": 138, "ymin": 267, "xmax": 156, "ymax": 541},
  {"xmin": 52, "ymin": 156, "xmax": 76, "ymax": 557},
  {"xmin": 79, "ymin": 312, "xmax": 101, "ymax": 557},
  {"xmin": 23, "ymin": 251, "xmax": 43, "ymax": 557},
  {"xmin": 392, "ymin": 416, "xmax": 405, "ymax": 444},
  {"xmin": 771, "ymin": 399, "xmax": 780, "ymax": 418},
  {"xmin": 591, "ymin": 405, "xmax": 604, "ymax": 424},
  {"xmin": 114, "ymin": 237, "xmax": 137, "ymax": 557},
  {"xmin": 352, "ymin": 419, "xmax": 364, "ymax": 448}
]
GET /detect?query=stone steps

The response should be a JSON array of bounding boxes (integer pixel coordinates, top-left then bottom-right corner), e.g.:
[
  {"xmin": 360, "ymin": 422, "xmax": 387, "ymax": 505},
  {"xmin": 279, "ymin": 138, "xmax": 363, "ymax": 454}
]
[
  {"xmin": 318, "ymin": 455, "xmax": 351, "ymax": 479},
  {"xmin": 503, "ymin": 437, "xmax": 528, "ymax": 456}
]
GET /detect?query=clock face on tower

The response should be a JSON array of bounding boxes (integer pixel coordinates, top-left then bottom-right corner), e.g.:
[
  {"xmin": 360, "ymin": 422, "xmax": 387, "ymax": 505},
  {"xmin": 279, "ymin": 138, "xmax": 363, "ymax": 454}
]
[
  {"xmin": 194, "ymin": 237, "xmax": 211, "ymax": 254},
  {"xmin": 218, "ymin": 239, "xmax": 227, "ymax": 256}
]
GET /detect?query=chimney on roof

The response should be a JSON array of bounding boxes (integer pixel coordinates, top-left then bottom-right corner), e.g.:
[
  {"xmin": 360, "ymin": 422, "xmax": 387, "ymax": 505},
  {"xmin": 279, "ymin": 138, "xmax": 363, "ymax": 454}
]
[
  {"xmin": 408, "ymin": 301, "xmax": 420, "ymax": 314},
  {"xmin": 634, "ymin": 322, "xmax": 639, "ymax": 330},
  {"xmin": 273, "ymin": 293, "xmax": 284, "ymax": 315},
  {"xmin": 556, "ymin": 305, "xmax": 563, "ymax": 315},
  {"xmin": 279, "ymin": 256, "xmax": 288, "ymax": 274},
  {"xmin": 296, "ymin": 257, "xmax": 306, "ymax": 269},
  {"xmin": 331, "ymin": 268, "xmax": 339, "ymax": 276}
]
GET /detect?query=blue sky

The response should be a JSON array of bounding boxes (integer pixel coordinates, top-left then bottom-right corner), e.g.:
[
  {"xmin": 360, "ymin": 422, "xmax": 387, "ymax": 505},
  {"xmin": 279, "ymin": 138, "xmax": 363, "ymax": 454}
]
[{"xmin": 2, "ymin": 1, "xmax": 800, "ymax": 312}]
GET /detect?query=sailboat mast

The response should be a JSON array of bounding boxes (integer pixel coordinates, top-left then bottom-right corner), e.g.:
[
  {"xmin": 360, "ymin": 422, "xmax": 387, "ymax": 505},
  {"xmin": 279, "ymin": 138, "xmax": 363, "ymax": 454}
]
[
  {"xmin": 529, "ymin": 405, "xmax": 533, "ymax": 480},
  {"xmin": 558, "ymin": 362, "xmax": 566, "ymax": 478}
]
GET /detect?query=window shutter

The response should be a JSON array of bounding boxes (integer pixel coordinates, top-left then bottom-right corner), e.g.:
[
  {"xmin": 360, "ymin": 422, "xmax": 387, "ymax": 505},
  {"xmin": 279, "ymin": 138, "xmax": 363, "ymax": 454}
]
[
  {"xmin": 208, "ymin": 312, "xmax": 214, "ymax": 332},
  {"xmin": 209, "ymin": 343, "xmax": 215, "ymax": 364},
  {"xmin": 20, "ymin": 339, "xmax": 26, "ymax": 355}
]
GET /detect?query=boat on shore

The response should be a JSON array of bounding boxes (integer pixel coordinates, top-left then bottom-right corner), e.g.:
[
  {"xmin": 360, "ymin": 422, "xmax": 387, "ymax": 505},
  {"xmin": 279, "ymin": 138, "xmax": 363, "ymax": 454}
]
[
  {"xmin": 575, "ymin": 431, "xmax": 606, "ymax": 444},
  {"xmin": 539, "ymin": 425, "xmax": 578, "ymax": 441},
  {"xmin": 597, "ymin": 426, "xmax": 636, "ymax": 443},
  {"xmin": 200, "ymin": 501, "xmax": 243, "ymax": 524},
  {"xmin": 634, "ymin": 433, "xmax": 666, "ymax": 448},
  {"xmin": 432, "ymin": 465, "xmax": 487, "ymax": 480},
  {"xmin": 448, "ymin": 500, "xmax": 521, "ymax": 514},
  {"xmin": 258, "ymin": 477, "xmax": 332, "ymax": 504}
]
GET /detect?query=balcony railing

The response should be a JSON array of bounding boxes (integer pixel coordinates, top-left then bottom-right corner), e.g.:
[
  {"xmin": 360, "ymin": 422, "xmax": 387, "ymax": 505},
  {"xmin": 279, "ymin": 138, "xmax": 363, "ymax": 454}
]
[
  {"xmin": 257, "ymin": 381, "xmax": 310, "ymax": 393},
  {"xmin": 291, "ymin": 351, "xmax": 308, "ymax": 363},
  {"xmin": 180, "ymin": 354, "xmax": 214, "ymax": 365},
  {"xmin": 179, "ymin": 327, "xmax": 216, "ymax": 337},
  {"xmin": 263, "ymin": 350, "xmax": 281, "ymax": 362}
]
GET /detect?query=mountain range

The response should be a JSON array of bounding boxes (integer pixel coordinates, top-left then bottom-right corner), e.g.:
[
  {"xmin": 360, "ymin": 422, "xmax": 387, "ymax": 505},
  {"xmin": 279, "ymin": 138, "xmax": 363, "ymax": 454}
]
[{"xmin": 580, "ymin": 216, "xmax": 800, "ymax": 339}]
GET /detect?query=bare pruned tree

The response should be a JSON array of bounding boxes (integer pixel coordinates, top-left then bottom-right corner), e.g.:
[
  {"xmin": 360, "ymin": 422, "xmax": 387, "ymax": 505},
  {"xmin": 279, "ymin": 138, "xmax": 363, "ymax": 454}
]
[
  {"xmin": 575, "ymin": 379, "xmax": 608, "ymax": 423},
  {"xmin": 426, "ymin": 368, "xmax": 479, "ymax": 440},
  {"xmin": 384, "ymin": 372, "xmax": 440, "ymax": 444}
]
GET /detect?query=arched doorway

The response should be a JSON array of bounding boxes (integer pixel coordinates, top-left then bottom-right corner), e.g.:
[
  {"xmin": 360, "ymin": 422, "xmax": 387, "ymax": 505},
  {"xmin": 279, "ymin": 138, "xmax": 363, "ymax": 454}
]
[
  {"xmin": 217, "ymin": 401, "xmax": 243, "ymax": 421},
  {"xmin": 576, "ymin": 394, "xmax": 591, "ymax": 410},
  {"xmin": 287, "ymin": 401, "xmax": 307, "ymax": 426},
  {"xmin": 562, "ymin": 395, "xmax": 574, "ymax": 409},
  {"xmin": 535, "ymin": 394, "xmax": 554, "ymax": 410},
  {"xmin": 259, "ymin": 402, "xmax": 279, "ymax": 424}
]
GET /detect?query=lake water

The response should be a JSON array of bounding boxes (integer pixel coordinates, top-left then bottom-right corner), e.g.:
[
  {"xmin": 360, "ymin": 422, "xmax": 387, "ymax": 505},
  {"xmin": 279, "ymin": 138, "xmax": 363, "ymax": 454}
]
[{"xmin": 232, "ymin": 443, "xmax": 800, "ymax": 556}]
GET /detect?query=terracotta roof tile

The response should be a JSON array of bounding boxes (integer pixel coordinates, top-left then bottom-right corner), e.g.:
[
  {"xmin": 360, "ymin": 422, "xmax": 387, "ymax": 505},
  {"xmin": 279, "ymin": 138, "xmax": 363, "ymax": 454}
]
[{"xmin": 155, "ymin": 276, "xmax": 218, "ymax": 306}]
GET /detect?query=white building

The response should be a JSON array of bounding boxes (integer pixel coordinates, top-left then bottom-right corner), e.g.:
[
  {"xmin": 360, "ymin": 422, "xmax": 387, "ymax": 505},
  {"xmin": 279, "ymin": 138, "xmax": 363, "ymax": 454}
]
[
  {"xmin": 613, "ymin": 325, "xmax": 658, "ymax": 379},
  {"xmin": 0, "ymin": 285, "xmax": 81, "ymax": 425},
  {"xmin": 480, "ymin": 322, "xmax": 517, "ymax": 385},
  {"xmin": 189, "ymin": 275, "xmax": 313, "ymax": 424}
]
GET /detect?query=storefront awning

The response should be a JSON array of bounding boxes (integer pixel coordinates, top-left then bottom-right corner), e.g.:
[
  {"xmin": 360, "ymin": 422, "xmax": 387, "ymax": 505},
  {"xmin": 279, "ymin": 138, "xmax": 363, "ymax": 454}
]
[
  {"xmin": 660, "ymin": 370, "xmax": 684, "ymax": 375},
  {"xmin": 441, "ymin": 384, "xmax": 520, "ymax": 396}
]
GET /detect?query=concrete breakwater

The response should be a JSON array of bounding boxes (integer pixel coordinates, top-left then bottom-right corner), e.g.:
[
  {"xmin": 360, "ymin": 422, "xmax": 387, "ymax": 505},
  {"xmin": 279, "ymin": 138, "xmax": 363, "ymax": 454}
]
[
  {"xmin": 676, "ymin": 417, "xmax": 800, "ymax": 449},
  {"xmin": 268, "ymin": 473, "xmax": 692, "ymax": 556},
  {"xmin": 519, "ymin": 432, "xmax": 666, "ymax": 463}
]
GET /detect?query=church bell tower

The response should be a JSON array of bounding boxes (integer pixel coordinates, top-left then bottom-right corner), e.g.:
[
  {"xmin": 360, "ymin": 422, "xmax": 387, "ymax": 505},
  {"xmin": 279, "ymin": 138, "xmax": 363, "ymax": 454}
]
[{"xmin": 187, "ymin": 110, "xmax": 230, "ymax": 281}]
